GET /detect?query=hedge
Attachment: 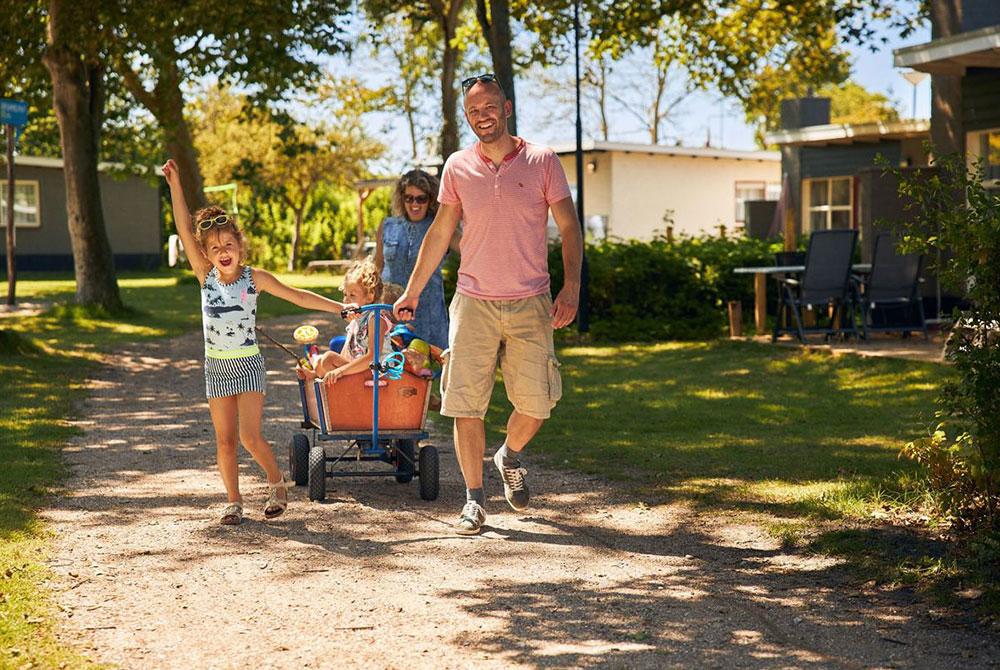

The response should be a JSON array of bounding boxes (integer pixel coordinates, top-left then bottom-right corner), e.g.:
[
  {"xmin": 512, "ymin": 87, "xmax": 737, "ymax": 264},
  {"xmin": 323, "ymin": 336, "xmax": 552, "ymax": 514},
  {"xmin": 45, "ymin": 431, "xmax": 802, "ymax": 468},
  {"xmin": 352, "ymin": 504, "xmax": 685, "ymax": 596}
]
[{"xmin": 442, "ymin": 233, "xmax": 784, "ymax": 341}]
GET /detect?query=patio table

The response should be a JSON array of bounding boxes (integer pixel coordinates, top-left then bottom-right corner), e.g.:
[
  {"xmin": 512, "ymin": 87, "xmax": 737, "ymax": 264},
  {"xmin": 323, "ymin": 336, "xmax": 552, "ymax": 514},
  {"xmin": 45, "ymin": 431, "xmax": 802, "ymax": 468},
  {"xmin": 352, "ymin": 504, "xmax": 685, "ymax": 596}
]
[{"xmin": 733, "ymin": 264, "xmax": 872, "ymax": 335}]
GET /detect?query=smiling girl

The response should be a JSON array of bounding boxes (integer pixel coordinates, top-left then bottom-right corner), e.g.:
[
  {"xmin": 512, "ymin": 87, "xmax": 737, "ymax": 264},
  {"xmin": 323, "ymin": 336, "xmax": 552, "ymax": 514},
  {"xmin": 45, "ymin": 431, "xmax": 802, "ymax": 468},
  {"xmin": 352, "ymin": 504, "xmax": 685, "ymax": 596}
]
[{"xmin": 163, "ymin": 158, "xmax": 349, "ymax": 525}]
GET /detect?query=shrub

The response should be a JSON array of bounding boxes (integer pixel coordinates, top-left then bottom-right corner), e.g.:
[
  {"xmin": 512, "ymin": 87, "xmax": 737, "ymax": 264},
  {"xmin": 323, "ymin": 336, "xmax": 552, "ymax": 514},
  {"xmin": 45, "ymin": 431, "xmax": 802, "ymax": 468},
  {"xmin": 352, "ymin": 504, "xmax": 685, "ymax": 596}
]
[
  {"xmin": 0, "ymin": 330, "xmax": 41, "ymax": 356},
  {"xmin": 885, "ymin": 152, "xmax": 1000, "ymax": 531},
  {"xmin": 228, "ymin": 182, "xmax": 391, "ymax": 271},
  {"xmin": 549, "ymin": 233, "xmax": 783, "ymax": 341},
  {"xmin": 443, "ymin": 231, "xmax": 784, "ymax": 342}
]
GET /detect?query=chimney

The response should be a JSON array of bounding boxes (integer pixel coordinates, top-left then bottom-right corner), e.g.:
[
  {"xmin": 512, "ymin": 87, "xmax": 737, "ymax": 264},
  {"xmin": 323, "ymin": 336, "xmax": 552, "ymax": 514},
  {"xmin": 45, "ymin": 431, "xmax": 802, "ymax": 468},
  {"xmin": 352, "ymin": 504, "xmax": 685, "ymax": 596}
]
[{"xmin": 780, "ymin": 97, "xmax": 831, "ymax": 130}]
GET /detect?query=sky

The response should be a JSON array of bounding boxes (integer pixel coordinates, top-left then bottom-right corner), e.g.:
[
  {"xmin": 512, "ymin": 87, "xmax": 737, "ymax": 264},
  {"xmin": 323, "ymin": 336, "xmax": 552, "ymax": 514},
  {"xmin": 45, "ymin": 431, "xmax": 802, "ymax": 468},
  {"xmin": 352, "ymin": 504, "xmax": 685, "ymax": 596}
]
[
  {"xmin": 327, "ymin": 7, "xmax": 934, "ymax": 172},
  {"xmin": 515, "ymin": 18, "xmax": 934, "ymax": 153}
]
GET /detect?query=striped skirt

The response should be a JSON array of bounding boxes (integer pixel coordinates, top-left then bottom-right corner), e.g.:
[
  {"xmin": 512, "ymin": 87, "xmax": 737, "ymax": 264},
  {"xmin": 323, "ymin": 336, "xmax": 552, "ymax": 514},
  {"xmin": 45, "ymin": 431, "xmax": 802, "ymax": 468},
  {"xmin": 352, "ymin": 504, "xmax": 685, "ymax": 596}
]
[{"xmin": 204, "ymin": 353, "xmax": 267, "ymax": 399}]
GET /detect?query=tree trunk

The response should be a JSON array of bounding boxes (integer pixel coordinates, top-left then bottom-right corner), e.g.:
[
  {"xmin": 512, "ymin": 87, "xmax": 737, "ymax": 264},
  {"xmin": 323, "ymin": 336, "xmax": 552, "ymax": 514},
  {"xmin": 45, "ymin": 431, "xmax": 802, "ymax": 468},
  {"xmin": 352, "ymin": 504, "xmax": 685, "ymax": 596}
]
[
  {"xmin": 475, "ymin": 0, "xmax": 517, "ymax": 135},
  {"xmin": 405, "ymin": 97, "xmax": 419, "ymax": 160},
  {"xmin": 43, "ymin": 0, "xmax": 122, "ymax": 310},
  {"xmin": 439, "ymin": 26, "xmax": 460, "ymax": 161},
  {"xmin": 433, "ymin": 0, "xmax": 465, "ymax": 162},
  {"xmin": 162, "ymin": 108, "xmax": 207, "ymax": 212},
  {"xmin": 401, "ymin": 67, "xmax": 420, "ymax": 160},
  {"xmin": 596, "ymin": 60, "xmax": 609, "ymax": 141},
  {"xmin": 118, "ymin": 50, "xmax": 207, "ymax": 210},
  {"xmin": 651, "ymin": 62, "xmax": 667, "ymax": 144},
  {"xmin": 930, "ymin": 0, "xmax": 963, "ymax": 157},
  {"xmin": 154, "ymin": 58, "xmax": 207, "ymax": 210},
  {"xmin": 289, "ymin": 206, "xmax": 304, "ymax": 271}
]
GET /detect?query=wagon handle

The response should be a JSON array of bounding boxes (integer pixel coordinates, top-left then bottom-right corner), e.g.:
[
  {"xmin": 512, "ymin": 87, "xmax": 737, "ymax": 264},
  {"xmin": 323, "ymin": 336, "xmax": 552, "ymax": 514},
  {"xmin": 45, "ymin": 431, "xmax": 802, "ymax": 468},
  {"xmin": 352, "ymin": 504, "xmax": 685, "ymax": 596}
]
[
  {"xmin": 336, "ymin": 303, "xmax": 411, "ymax": 448},
  {"xmin": 340, "ymin": 303, "xmax": 412, "ymax": 319}
]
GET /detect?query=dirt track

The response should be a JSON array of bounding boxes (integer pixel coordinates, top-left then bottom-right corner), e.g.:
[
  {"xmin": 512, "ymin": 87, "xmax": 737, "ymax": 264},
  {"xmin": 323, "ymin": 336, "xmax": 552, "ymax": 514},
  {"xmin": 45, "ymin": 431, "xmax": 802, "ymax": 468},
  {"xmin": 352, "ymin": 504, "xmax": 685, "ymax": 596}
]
[{"xmin": 42, "ymin": 313, "xmax": 1000, "ymax": 669}]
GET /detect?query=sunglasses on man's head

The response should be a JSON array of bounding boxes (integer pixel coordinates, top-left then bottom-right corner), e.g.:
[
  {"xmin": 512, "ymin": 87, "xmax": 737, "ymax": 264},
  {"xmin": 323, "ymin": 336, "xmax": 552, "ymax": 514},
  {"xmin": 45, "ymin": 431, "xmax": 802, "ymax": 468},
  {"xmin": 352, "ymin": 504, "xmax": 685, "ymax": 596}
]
[
  {"xmin": 198, "ymin": 214, "xmax": 230, "ymax": 230},
  {"xmin": 461, "ymin": 73, "xmax": 497, "ymax": 92},
  {"xmin": 403, "ymin": 194, "xmax": 430, "ymax": 205}
]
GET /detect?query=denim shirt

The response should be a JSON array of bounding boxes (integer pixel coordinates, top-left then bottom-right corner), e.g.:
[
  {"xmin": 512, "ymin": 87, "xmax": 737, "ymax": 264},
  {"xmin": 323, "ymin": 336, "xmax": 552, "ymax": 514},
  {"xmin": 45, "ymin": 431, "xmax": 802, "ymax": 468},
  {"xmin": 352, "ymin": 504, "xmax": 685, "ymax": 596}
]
[{"xmin": 381, "ymin": 215, "xmax": 449, "ymax": 349}]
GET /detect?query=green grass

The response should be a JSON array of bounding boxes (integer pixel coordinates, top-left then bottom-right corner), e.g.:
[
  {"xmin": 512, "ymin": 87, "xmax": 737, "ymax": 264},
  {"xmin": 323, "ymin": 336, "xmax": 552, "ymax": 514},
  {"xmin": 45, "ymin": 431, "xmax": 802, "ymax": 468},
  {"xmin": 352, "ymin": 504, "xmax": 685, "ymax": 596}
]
[
  {"xmin": 10, "ymin": 269, "xmax": 346, "ymax": 354},
  {"xmin": 0, "ymin": 332, "xmax": 95, "ymax": 668},
  {"xmin": 2, "ymin": 271, "xmax": 993, "ymax": 662},
  {"xmin": 0, "ymin": 269, "xmax": 345, "ymax": 669},
  {"xmin": 488, "ymin": 340, "xmax": 945, "ymax": 519},
  {"xmin": 483, "ymin": 340, "xmax": 1000, "ymax": 616}
]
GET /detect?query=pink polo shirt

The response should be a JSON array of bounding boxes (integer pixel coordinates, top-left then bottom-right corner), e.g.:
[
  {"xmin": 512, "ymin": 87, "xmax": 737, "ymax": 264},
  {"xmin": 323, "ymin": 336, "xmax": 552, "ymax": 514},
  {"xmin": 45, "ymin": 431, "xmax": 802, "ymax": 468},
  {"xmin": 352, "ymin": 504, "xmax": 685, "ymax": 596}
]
[{"xmin": 439, "ymin": 139, "xmax": 572, "ymax": 300}]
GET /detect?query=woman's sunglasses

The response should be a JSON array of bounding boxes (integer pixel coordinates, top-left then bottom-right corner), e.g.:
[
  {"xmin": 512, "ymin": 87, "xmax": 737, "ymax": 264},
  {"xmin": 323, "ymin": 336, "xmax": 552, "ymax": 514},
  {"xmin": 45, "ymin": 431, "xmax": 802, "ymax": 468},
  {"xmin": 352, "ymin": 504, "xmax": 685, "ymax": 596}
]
[
  {"xmin": 403, "ymin": 194, "xmax": 430, "ymax": 205},
  {"xmin": 197, "ymin": 214, "xmax": 230, "ymax": 230}
]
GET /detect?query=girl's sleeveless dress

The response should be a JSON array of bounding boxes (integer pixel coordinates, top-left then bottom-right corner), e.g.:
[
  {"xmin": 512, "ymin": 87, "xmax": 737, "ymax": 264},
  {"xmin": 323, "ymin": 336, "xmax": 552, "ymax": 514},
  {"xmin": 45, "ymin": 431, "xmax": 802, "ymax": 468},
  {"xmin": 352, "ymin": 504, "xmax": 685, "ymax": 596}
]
[
  {"xmin": 201, "ymin": 265, "xmax": 266, "ymax": 398},
  {"xmin": 344, "ymin": 313, "xmax": 394, "ymax": 360}
]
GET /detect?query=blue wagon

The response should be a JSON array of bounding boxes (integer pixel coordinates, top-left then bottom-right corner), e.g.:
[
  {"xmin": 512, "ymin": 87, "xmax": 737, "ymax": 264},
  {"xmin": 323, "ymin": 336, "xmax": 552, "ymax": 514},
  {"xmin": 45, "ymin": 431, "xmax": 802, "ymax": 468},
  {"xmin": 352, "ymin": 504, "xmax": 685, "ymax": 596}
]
[{"xmin": 287, "ymin": 304, "xmax": 440, "ymax": 501}]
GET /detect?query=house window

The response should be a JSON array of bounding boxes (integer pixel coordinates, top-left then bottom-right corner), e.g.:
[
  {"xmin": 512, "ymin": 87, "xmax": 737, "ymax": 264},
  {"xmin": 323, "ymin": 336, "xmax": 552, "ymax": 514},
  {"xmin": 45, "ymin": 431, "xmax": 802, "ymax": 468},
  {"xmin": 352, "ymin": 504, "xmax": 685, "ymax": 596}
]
[
  {"xmin": 980, "ymin": 129, "xmax": 1000, "ymax": 182},
  {"xmin": 965, "ymin": 127, "xmax": 1000, "ymax": 188},
  {"xmin": 734, "ymin": 181, "xmax": 781, "ymax": 223},
  {"xmin": 802, "ymin": 177, "xmax": 852, "ymax": 232},
  {"xmin": 0, "ymin": 180, "xmax": 41, "ymax": 228}
]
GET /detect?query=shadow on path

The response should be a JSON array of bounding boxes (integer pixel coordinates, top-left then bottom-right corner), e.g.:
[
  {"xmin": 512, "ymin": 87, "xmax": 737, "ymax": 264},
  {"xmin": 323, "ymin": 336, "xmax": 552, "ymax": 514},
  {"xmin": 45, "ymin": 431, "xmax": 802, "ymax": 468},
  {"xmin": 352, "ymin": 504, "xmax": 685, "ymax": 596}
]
[{"xmin": 40, "ymin": 314, "xmax": 1000, "ymax": 669}]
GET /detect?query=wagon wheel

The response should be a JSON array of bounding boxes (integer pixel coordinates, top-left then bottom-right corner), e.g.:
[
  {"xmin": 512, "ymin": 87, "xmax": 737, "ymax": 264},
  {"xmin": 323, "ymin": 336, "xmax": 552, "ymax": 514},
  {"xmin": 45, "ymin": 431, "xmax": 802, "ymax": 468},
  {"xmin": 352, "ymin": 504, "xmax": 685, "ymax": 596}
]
[
  {"xmin": 394, "ymin": 439, "xmax": 415, "ymax": 484},
  {"xmin": 418, "ymin": 445, "xmax": 439, "ymax": 501},
  {"xmin": 308, "ymin": 446, "xmax": 326, "ymax": 502},
  {"xmin": 289, "ymin": 433, "xmax": 310, "ymax": 486}
]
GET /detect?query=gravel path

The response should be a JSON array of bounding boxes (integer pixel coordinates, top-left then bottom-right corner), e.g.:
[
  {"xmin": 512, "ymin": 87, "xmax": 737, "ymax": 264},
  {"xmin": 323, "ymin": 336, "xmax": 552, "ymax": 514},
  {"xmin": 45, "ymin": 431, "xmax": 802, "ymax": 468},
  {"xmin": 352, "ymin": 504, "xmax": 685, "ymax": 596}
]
[{"xmin": 41, "ymin": 314, "xmax": 1000, "ymax": 669}]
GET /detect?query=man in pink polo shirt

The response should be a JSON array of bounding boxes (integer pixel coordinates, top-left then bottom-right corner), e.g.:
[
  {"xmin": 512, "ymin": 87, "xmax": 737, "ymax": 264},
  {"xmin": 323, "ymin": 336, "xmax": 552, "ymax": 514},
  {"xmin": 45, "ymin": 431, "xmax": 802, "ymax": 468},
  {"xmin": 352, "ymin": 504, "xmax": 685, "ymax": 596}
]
[{"xmin": 395, "ymin": 73, "xmax": 583, "ymax": 535}]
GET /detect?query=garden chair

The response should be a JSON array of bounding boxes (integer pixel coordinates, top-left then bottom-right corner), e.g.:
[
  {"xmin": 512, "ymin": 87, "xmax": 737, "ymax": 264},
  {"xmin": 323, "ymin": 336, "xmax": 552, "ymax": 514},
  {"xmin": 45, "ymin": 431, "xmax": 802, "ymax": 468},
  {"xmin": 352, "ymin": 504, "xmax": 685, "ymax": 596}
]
[
  {"xmin": 858, "ymin": 233, "xmax": 927, "ymax": 339},
  {"xmin": 774, "ymin": 251, "xmax": 807, "ymax": 267},
  {"xmin": 772, "ymin": 229, "xmax": 859, "ymax": 342},
  {"xmin": 772, "ymin": 251, "xmax": 807, "ymax": 330}
]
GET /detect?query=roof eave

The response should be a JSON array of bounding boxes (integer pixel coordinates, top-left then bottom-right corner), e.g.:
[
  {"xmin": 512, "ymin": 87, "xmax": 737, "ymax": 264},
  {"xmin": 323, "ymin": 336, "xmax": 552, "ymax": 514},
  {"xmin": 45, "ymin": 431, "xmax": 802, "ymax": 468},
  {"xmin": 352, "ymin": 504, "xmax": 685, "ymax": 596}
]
[
  {"xmin": 550, "ymin": 140, "xmax": 779, "ymax": 162},
  {"xmin": 765, "ymin": 120, "xmax": 931, "ymax": 147},
  {"xmin": 893, "ymin": 24, "xmax": 1000, "ymax": 75},
  {"xmin": 9, "ymin": 154, "xmax": 163, "ymax": 176}
]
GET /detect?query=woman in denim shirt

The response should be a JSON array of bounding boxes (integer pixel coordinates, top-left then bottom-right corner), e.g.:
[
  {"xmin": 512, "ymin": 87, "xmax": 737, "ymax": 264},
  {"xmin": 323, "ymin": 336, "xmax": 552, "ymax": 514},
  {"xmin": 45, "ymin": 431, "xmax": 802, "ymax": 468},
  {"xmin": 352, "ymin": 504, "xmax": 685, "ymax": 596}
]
[{"xmin": 374, "ymin": 169, "xmax": 460, "ymax": 350}]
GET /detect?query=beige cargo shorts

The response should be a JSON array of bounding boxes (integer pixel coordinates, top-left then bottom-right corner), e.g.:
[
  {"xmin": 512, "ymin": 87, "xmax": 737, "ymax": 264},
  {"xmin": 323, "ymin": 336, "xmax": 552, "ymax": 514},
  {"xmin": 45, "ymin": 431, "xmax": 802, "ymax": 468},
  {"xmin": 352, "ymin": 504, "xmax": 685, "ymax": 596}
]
[{"xmin": 440, "ymin": 292, "xmax": 562, "ymax": 420}]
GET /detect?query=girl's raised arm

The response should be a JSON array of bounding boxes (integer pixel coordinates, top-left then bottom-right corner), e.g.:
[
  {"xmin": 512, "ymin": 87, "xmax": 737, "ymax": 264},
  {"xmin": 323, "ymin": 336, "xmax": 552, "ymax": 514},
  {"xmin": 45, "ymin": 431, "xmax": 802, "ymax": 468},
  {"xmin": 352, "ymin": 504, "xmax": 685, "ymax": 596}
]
[
  {"xmin": 162, "ymin": 159, "xmax": 211, "ymax": 282},
  {"xmin": 252, "ymin": 269, "xmax": 347, "ymax": 314}
]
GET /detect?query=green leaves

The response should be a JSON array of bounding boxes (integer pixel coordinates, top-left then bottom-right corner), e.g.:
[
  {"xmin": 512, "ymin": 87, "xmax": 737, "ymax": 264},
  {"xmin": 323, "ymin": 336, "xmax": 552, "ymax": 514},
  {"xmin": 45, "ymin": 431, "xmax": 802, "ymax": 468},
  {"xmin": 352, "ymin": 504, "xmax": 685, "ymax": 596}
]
[
  {"xmin": 191, "ymin": 84, "xmax": 385, "ymax": 268},
  {"xmin": 887, "ymin": 150, "xmax": 1000, "ymax": 531},
  {"xmin": 511, "ymin": 1, "xmax": 920, "ymax": 148},
  {"xmin": 547, "ymin": 233, "xmax": 782, "ymax": 341}
]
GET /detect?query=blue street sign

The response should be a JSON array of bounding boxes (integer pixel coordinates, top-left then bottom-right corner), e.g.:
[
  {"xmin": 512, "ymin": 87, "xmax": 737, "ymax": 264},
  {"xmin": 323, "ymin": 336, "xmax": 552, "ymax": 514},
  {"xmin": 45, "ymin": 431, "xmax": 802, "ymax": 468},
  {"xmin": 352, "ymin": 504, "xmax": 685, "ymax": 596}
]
[{"xmin": 0, "ymin": 99, "xmax": 28, "ymax": 127}]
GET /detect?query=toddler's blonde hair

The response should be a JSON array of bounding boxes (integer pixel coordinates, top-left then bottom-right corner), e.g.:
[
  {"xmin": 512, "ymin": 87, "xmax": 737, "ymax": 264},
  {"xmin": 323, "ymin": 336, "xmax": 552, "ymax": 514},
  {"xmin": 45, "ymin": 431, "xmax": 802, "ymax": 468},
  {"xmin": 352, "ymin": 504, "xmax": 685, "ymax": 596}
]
[{"xmin": 343, "ymin": 256, "xmax": 383, "ymax": 303}]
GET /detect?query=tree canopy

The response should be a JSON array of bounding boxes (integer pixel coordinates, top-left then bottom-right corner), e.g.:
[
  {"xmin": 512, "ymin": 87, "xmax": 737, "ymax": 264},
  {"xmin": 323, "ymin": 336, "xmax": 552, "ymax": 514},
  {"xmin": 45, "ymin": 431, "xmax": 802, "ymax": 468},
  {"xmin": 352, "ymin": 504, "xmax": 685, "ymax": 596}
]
[
  {"xmin": 513, "ymin": 0, "xmax": 922, "ymax": 146},
  {"xmin": 192, "ymin": 84, "xmax": 384, "ymax": 269},
  {"xmin": 107, "ymin": 0, "xmax": 354, "ymax": 207},
  {"xmin": 822, "ymin": 80, "xmax": 900, "ymax": 126}
]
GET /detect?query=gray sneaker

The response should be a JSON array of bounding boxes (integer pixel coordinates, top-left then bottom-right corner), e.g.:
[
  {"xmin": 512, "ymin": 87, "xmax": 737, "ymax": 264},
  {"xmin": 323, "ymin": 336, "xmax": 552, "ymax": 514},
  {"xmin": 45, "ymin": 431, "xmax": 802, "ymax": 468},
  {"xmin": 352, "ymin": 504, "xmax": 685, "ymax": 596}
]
[
  {"xmin": 455, "ymin": 500, "xmax": 486, "ymax": 535},
  {"xmin": 493, "ymin": 450, "xmax": 530, "ymax": 511}
]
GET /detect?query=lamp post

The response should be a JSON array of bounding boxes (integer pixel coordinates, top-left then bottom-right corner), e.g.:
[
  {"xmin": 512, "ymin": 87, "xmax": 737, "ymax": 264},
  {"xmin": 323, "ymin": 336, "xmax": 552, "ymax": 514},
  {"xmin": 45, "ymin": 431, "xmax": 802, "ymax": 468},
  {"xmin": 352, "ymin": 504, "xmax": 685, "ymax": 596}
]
[
  {"xmin": 901, "ymin": 70, "xmax": 928, "ymax": 120},
  {"xmin": 901, "ymin": 69, "xmax": 938, "ymax": 319},
  {"xmin": 574, "ymin": 0, "xmax": 590, "ymax": 333}
]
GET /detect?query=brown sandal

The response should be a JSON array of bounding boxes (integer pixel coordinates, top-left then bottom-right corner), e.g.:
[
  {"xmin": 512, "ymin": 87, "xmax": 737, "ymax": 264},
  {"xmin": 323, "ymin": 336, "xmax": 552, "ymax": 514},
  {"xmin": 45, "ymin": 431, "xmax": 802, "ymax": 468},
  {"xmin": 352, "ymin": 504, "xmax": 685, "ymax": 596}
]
[
  {"xmin": 263, "ymin": 476, "xmax": 288, "ymax": 519},
  {"xmin": 220, "ymin": 502, "xmax": 243, "ymax": 525}
]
